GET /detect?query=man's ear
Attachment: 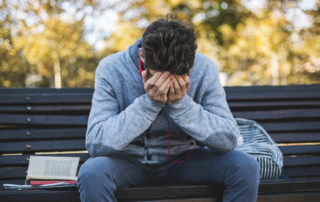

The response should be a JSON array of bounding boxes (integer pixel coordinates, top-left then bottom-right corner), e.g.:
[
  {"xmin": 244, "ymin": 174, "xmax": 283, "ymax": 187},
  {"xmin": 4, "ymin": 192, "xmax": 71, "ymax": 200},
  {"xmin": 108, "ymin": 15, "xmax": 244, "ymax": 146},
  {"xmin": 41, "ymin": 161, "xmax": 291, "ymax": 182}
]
[{"xmin": 139, "ymin": 48, "xmax": 144, "ymax": 63}]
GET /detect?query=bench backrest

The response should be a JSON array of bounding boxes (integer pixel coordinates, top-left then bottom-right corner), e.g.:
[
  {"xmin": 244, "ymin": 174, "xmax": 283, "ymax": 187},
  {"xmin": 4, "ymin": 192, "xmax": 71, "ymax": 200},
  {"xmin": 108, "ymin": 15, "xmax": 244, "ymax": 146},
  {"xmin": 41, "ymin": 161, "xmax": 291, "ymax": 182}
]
[{"xmin": 0, "ymin": 85, "xmax": 319, "ymax": 186}]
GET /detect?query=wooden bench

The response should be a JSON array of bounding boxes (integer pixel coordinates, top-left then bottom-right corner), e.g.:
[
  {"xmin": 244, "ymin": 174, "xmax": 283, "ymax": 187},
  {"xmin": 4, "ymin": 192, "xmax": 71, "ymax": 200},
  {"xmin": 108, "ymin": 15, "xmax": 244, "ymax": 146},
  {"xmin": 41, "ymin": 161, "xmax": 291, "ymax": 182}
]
[{"xmin": 0, "ymin": 85, "xmax": 320, "ymax": 202}]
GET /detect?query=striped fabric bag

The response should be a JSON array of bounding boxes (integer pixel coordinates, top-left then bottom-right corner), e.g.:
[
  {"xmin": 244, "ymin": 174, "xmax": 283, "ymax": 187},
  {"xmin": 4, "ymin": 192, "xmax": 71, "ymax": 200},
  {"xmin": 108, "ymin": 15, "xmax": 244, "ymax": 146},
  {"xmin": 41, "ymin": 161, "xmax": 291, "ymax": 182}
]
[{"xmin": 234, "ymin": 118, "xmax": 283, "ymax": 179}]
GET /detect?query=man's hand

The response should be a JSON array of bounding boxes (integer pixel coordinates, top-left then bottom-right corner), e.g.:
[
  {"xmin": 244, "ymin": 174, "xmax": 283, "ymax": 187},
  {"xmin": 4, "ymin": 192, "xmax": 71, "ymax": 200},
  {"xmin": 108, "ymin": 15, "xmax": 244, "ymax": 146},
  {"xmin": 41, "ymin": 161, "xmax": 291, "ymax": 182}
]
[
  {"xmin": 168, "ymin": 74, "xmax": 190, "ymax": 104},
  {"xmin": 142, "ymin": 70, "xmax": 171, "ymax": 105}
]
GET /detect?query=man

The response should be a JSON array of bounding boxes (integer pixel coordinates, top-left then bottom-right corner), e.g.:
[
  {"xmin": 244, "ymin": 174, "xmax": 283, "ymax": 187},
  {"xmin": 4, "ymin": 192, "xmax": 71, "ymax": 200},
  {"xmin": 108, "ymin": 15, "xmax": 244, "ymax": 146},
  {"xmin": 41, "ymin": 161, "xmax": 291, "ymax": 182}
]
[{"xmin": 77, "ymin": 18, "xmax": 260, "ymax": 202}]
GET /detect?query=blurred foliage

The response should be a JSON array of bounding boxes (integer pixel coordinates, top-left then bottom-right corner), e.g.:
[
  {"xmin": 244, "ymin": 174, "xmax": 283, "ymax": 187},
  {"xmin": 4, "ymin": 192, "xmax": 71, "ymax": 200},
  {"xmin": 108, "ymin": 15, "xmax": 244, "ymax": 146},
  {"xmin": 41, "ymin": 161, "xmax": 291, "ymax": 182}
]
[
  {"xmin": 0, "ymin": 0, "xmax": 319, "ymax": 87},
  {"xmin": 0, "ymin": 0, "xmax": 99, "ymax": 87}
]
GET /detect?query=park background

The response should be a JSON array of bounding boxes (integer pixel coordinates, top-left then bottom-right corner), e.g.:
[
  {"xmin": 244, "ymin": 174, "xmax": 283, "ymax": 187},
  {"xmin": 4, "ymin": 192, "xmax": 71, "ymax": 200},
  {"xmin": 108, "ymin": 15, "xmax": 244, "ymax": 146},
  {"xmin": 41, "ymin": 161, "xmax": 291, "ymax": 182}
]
[{"xmin": 1, "ymin": 0, "xmax": 319, "ymax": 88}]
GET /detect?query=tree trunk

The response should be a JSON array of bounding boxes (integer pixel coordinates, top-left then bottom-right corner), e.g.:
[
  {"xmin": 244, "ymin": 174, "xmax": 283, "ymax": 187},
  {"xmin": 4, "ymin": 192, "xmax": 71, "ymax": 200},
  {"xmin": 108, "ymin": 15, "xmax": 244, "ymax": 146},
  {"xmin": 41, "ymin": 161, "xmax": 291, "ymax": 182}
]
[
  {"xmin": 271, "ymin": 52, "xmax": 279, "ymax": 85},
  {"xmin": 53, "ymin": 58, "xmax": 62, "ymax": 88}
]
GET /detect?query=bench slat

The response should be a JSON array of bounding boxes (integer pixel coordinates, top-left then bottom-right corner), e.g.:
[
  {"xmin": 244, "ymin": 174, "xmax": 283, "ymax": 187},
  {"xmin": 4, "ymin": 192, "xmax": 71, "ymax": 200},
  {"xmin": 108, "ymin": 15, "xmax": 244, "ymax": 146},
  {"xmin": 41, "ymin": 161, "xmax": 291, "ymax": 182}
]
[
  {"xmin": 0, "ymin": 189, "xmax": 319, "ymax": 202},
  {"xmin": 282, "ymin": 166, "xmax": 320, "ymax": 177},
  {"xmin": 280, "ymin": 145, "xmax": 320, "ymax": 155},
  {"xmin": 1, "ymin": 178, "xmax": 320, "ymax": 201},
  {"xmin": 1, "ymin": 128, "xmax": 319, "ymax": 144},
  {"xmin": 260, "ymin": 121, "xmax": 320, "ymax": 132},
  {"xmin": 229, "ymin": 100, "xmax": 320, "ymax": 108},
  {"xmin": 233, "ymin": 108, "xmax": 320, "ymax": 120},
  {"xmin": 0, "ymin": 88, "xmax": 93, "ymax": 94},
  {"xmin": 0, "ymin": 128, "xmax": 86, "ymax": 140},
  {"xmin": 224, "ymin": 84, "xmax": 320, "ymax": 92},
  {"xmin": 225, "ymin": 85, "xmax": 320, "ymax": 100},
  {"xmin": 1, "ymin": 101, "xmax": 318, "ymax": 112},
  {"xmin": 283, "ymin": 156, "xmax": 320, "ymax": 167},
  {"xmin": 0, "ymin": 189, "xmax": 81, "ymax": 202},
  {"xmin": 5, "ymin": 129, "xmax": 317, "ymax": 144},
  {"xmin": 2, "ymin": 108, "xmax": 320, "ymax": 120},
  {"xmin": 225, "ymin": 91, "xmax": 320, "ymax": 100},
  {"xmin": 1, "ymin": 116, "xmax": 320, "ymax": 131},
  {"xmin": 0, "ymin": 94, "xmax": 92, "ymax": 104},
  {"xmin": 270, "ymin": 132, "xmax": 320, "ymax": 143},
  {"xmin": 0, "ymin": 139, "xmax": 319, "ymax": 155},
  {"xmin": 1, "ymin": 101, "xmax": 319, "ymax": 112},
  {"xmin": 0, "ymin": 139, "xmax": 85, "ymax": 153},
  {"xmin": 1, "ymin": 129, "xmax": 319, "ymax": 144},
  {"xmin": 117, "ymin": 183, "xmax": 320, "ymax": 201},
  {"xmin": 0, "ymin": 114, "xmax": 88, "ymax": 125},
  {"xmin": 0, "ymin": 105, "xmax": 90, "ymax": 113},
  {"xmin": 0, "ymin": 114, "xmax": 319, "ymax": 129},
  {"xmin": 0, "ymin": 167, "xmax": 26, "ymax": 179}
]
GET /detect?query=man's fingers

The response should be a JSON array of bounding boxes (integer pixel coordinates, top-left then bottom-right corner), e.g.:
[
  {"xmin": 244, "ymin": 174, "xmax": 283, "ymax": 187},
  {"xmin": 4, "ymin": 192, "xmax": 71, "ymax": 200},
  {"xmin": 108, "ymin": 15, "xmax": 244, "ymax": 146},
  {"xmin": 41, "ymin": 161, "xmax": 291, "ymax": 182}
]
[
  {"xmin": 157, "ymin": 76, "xmax": 171, "ymax": 95},
  {"xmin": 162, "ymin": 79, "xmax": 171, "ymax": 98},
  {"xmin": 183, "ymin": 74, "xmax": 190, "ymax": 90},
  {"xmin": 169, "ymin": 82, "xmax": 175, "ymax": 95},
  {"xmin": 172, "ymin": 76, "xmax": 181, "ymax": 95},
  {"xmin": 150, "ymin": 71, "xmax": 170, "ymax": 95},
  {"xmin": 154, "ymin": 71, "xmax": 171, "ymax": 89},
  {"xmin": 155, "ymin": 77, "xmax": 171, "ymax": 103},
  {"xmin": 144, "ymin": 71, "xmax": 190, "ymax": 104},
  {"xmin": 165, "ymin": 81, "xmax": 172, "ymax": 95},
  {"xmin": 145, "ymin": 72, "xmax": 163, "ymax": 91},
  {"xmin": 176, "ymin": 75, "xmax": 186, "ymax": 93}
]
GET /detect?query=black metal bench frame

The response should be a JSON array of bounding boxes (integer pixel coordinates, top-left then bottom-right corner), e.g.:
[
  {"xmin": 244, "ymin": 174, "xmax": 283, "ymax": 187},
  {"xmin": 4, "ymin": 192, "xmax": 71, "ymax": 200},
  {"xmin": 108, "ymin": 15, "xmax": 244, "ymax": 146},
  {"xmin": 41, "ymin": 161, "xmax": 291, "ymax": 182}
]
[{"xmin": 0, "ymin": 85, "xmax": 320, "ymax": 202}]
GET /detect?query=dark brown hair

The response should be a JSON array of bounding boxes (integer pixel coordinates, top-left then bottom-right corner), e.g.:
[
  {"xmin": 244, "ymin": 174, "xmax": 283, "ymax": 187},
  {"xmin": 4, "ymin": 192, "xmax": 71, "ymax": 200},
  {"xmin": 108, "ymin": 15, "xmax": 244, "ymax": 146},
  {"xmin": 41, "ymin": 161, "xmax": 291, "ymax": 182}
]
[{"xmin": 142, "ymin": 18, "xmax": 197, "ymax": 75}]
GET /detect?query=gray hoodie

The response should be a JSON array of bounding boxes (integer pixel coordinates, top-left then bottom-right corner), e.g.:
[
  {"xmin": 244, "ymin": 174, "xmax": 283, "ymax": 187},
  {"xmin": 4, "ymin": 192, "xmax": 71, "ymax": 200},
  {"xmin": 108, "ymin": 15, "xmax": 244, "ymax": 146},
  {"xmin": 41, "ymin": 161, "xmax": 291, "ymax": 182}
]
[{"xmin": 85, "ymin": 38, "xmax": 241, "ymax": 164}]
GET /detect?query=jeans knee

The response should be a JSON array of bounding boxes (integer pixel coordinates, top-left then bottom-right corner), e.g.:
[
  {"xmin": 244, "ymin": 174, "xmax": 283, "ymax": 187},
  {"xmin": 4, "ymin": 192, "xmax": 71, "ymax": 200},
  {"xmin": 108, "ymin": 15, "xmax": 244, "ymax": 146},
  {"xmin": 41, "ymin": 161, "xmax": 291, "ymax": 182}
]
[
  {"xmin": 78, "ymin": 161, "xmax": 99, "ymax": 186},
  {"xmin": 225, "ymin": 151, "xmax": 260, "ymax": 188},
  {"xmin": 77, "ymin": 157, "xmax": 115, "ymax": 187},
  {"xmin": 243, "ymin": 155, "xmax": 260, "ymax": 184}
]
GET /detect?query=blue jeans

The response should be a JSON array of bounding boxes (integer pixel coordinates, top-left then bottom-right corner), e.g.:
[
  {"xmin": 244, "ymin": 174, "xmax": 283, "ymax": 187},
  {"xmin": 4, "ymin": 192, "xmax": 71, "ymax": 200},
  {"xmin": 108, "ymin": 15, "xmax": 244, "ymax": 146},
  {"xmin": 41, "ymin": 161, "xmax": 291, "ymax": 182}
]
[{"xmin": 77, "ymin": 147, "xmax": 260, "ymax": 202}]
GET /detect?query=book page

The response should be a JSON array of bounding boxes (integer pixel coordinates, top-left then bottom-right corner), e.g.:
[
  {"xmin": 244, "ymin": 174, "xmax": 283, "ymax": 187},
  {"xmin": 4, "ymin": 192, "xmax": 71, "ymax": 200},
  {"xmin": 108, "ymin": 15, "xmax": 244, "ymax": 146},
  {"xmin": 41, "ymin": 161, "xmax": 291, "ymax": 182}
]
[{"xmin": 27, "ymin": 156, "xmax": 80, "ymax": 180}]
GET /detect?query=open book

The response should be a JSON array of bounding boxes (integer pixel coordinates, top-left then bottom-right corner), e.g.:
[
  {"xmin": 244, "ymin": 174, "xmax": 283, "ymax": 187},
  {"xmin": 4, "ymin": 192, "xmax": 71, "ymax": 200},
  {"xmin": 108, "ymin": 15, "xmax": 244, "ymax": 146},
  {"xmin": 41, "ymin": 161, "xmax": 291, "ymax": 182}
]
[
  {"xmin": 27, "ymin": 156, "xmax": 80, "ymax": 180},
  {"xmin": 27, "ymin": 155, "xmax": 80, "ymax": 181},
  {"xmin": 3, "ymin": 155, "xmax": 80, "ymax": 190}
]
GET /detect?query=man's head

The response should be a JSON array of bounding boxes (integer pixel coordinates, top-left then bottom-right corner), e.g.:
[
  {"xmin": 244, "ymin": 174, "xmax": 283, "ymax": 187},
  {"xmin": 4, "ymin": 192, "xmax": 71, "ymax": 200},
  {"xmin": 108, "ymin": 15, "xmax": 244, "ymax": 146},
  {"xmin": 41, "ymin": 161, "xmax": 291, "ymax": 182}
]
[{"xmin": 140, "ymin": 18, "xmax": 197, "ymax": 75}]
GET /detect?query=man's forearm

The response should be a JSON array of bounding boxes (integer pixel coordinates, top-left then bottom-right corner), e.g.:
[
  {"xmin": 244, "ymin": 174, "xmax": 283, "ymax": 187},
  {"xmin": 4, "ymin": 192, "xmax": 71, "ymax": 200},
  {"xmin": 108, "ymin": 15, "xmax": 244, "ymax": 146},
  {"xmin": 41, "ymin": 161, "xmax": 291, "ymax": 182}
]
[
  {"xmin": 86, "ymin": 94, "xmax": 163, "ymax": 157},
  {"xmin": 166, "ymin": 94, "xmax": 240, "ymax": 153}
]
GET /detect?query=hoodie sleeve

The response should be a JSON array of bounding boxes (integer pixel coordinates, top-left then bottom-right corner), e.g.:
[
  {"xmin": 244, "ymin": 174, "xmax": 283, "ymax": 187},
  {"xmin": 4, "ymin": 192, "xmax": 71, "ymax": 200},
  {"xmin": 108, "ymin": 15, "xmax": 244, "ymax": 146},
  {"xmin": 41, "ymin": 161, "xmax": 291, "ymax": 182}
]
[
  {"xmin": 85, "ymin": 60, "xmax": 163, "ymax": 157},
  {"xmin": 166, "ymin": 60, "xmax": 240, "ymax": 153}
]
